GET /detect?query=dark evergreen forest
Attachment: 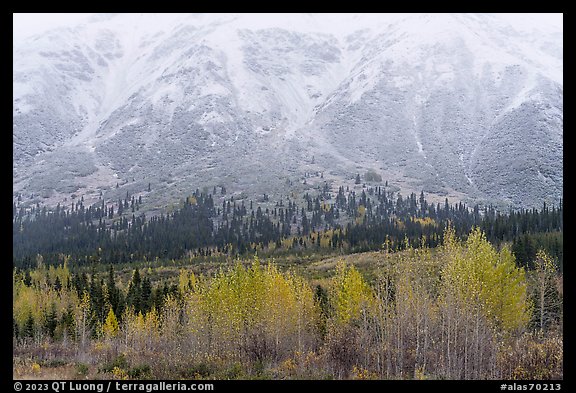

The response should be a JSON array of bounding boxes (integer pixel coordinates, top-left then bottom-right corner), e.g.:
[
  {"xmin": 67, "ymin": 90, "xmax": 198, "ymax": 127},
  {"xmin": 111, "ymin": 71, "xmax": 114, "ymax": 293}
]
[{"xmin": 13, "ymin": 185, "xmax": 563, "ymax": 271}]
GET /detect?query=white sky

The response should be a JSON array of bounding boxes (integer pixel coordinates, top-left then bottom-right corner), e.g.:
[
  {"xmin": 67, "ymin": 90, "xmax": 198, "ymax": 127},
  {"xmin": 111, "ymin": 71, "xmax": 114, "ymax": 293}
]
[
  {"xmin": 13, "ymin": 12, "xmax": 562, "ymax": 44},
  {"xmin": 13, "ymin": 13, "xmax": 92, "ymax": 43}
]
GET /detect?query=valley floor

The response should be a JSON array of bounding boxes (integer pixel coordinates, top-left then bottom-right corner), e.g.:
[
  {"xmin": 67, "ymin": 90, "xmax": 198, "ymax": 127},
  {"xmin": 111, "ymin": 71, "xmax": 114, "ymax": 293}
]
[{"xmin": 13, "ymin": 231, "xmax": 563, "ymax": 381}]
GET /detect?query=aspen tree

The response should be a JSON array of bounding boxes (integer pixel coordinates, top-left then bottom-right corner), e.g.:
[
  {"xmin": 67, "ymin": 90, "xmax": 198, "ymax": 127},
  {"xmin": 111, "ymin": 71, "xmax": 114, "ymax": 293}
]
[
  {"xmin": 532, "ymin": 250, "xmax": 560, "ymax": 332},
  {"xmin": 439, "ymin": 226, "xmax": 529, "ymax": 378},
  {"xmin": 330, "ymin": 262, "xmax": 373, "ymax": 325},
  {"xmin": 76, "ymin": 291, "xmax": 91, "ymax": 348},
  {"xmin": 102, "ymin": 308, "xmax": 119, "ymax": 337}
]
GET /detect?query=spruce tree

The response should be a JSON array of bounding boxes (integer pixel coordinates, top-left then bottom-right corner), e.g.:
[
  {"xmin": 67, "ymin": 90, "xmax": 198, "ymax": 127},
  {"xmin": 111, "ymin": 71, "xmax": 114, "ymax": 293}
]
[
  {"xmin": 60, "ymin": 304, "xmax": 76, "ymax": 339},
  {"xmin": 141, "ymin": 277, "xmax": 152, "ymax": 313},
  {"xmin": 43, "ymin": 303, "xmax": 58, "ymax": 339},
  {"xmin": 89, "ymin": 272, "xmax": 105, "ymax": 332},
  {"xmin": 13, "ymin": 317, "xmax": 20, "ymax": 339},
  {"xmin": 23, "ymin": 312, "xmax": 35, "ymax": 339},
  {"xmin": 127, "ymin": 269, "xmax": 142, "ymax": 313},
  {"xmin": 107, "ymin": 265, "xmax": 120, "ymax": 316},
  {"xmin": 24, "ymin": 270, "xmax": 32, "ymax": 287}
]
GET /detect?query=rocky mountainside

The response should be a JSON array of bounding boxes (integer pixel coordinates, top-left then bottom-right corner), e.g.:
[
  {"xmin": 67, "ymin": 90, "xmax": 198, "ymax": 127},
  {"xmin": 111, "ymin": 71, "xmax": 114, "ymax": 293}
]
[{"xmin": 13, "ymin": 13, "xmax": 563, "ymax": 209}]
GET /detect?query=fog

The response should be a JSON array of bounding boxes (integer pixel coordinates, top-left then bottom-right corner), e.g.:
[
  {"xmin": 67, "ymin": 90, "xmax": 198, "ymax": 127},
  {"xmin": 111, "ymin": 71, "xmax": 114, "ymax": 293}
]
[
  {"xmin": 13, "ymin": 13, "xmax": 92, "ymax": 43},
  {"xmin": 13, "ymin": 13, "xmax": 561, "ymax": 45}
]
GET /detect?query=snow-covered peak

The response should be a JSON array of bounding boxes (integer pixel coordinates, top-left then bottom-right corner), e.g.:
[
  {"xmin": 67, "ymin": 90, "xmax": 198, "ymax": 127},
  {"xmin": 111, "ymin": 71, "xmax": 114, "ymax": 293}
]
[{"xmin": 13, "ymin": 13, "xmax": 562, "ymax": 209}]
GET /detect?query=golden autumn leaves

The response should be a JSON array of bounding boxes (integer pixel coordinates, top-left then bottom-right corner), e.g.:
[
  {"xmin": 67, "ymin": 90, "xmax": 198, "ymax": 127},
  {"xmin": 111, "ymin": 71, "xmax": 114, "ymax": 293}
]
[
  {"xmin": 440, "ymin": 226, "xmax": 529, "ymax": 333},
  {"xmin": 13, "ymin": 225, "xmax": 558, "ymax": 379}
]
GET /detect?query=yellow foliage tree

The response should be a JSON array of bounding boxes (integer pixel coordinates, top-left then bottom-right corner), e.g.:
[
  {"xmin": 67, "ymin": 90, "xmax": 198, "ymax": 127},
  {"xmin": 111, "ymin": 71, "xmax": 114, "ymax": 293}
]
[
  {"xmin": 441, "ymin": 226, "xmax": 530, "ymax": 332},
  {"xmin": 355, "ymin": 205, "xmax": 366, "ymax": 225},
  {"xmin": 185, "ymin": 257, "xmax": 318, "ymax": 360},
  {"xmin": 330, "ymin": 262, "xmax": 374, "ymax": 325},
  {"xmin": 77, "ymin": 291, "xmax": 91, "ymax": 346},
  {"xmin": 532, "ymin": 250, "xmax": 560, "ymax": 332},
  {"xmin": 102, "ymin": 308, "xmax": 119, "ymax": 337}
]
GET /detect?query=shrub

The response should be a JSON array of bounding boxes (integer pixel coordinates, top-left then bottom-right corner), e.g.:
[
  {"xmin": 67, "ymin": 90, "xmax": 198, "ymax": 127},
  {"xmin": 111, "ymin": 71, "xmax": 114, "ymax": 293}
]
[
  {"xmin": 75, "ymin": 363, "xmax": 89, "ymax": 376},
  {"xmin": 364, "ymin": 171, "xmax": 382, "ymax": 182},
  {"xmin": 128, "ymin": 364, "xmax": 151, "ymax": 379}
]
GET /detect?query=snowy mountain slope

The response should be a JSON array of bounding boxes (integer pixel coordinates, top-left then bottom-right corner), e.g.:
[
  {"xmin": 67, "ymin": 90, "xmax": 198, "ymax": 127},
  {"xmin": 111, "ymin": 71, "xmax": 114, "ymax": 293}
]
[
  {"xmin": 13, "ymin": 13, "xmax": 562, "ymax": 209},
  {"xmin": 297, "ymin": 13, "xmax": 562, "ymax": 207}
]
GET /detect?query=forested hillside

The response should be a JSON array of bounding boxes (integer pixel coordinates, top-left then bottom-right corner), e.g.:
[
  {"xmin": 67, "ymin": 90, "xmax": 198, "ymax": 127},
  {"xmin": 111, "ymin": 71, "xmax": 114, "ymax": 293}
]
[
  {"xmin": 13, "ymin": 186, "xmax": 562, "ymax": 269},
  {"xmin": 13, "ymin": 185, "xmax": 562, "ymax": 380}
]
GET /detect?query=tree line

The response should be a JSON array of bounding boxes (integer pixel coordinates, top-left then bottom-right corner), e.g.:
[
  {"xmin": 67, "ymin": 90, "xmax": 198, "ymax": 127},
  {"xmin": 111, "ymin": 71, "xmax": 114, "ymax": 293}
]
[{"xmin": 13, "ymin": 186, "xmax": 562, "ymax": 271}]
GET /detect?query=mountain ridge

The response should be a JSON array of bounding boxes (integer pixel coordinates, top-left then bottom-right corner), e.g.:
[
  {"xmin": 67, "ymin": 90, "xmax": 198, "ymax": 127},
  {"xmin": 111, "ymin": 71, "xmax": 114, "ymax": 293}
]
[{"xmin": 13, "ymin": 13, "xmax": 563, "ymax": 210}]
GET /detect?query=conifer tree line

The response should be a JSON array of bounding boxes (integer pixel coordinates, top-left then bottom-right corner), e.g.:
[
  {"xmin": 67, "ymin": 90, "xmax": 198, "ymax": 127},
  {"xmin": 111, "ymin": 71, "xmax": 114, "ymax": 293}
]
[
  {"xmin": 13, "ymin": 186, "xmax": 562, "ymax": 271},
  {"xmin": 13, "ymin": 227, "xmax": 562, "ymax": 379}
]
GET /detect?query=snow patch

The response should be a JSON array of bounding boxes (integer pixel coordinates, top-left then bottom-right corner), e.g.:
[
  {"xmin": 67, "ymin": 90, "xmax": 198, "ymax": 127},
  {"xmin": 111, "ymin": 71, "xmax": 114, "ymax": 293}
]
[
  {"xmin": 412, "ymin": 114, "xmax": 425, "ymax": 157},
  {"xmin": 504, "ymin": 72, "xmax": 537, "ymax": 113},
  {"xmin": 197, "ymin": 111, "xmax": 230, "ymax": 125},
  {"xmin": 150, "ymin": 83, "xmax": 183, "ymax": 104},
  {"xmin": 198, "ymin": 82, "xmax": 230, "ymax": 98}
]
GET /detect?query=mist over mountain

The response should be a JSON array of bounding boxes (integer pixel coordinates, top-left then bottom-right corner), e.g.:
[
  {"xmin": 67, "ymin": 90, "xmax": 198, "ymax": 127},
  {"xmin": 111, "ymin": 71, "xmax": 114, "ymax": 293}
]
[{"xmin": 13, "ymin": 13, "xmax": 563, "ymax": 210}]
